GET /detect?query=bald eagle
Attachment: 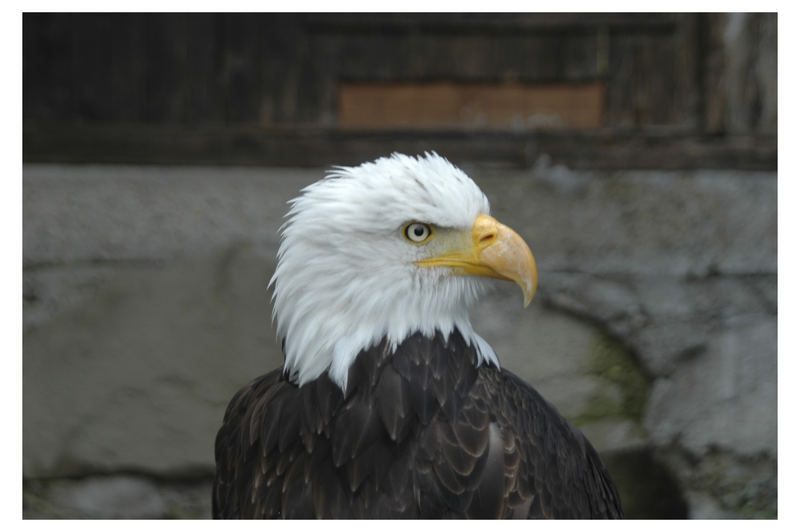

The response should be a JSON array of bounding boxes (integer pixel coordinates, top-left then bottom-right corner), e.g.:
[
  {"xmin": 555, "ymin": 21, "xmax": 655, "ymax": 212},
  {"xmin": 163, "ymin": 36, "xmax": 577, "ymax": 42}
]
[{"xmin": 213, "ymin": 153, "xmax": 622, "ymax": 518}]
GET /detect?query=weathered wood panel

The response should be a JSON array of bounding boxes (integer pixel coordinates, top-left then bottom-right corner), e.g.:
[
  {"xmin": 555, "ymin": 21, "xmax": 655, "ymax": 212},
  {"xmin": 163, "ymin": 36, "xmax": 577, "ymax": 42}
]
[
  {"xmin": 702, "ymin": 13, "xmax": 777, "ymax": 135},
  {"xmin": 23, "ymin": 13, "xmax": 674, "ymax": 127},
  {"xmin": 322, "ymin": 32, "xmax": 601, "ymax": 84},
  {"xmin": 22, "ymin": 13, "xmax": 777, "ymax": 168},
  {"xmin": 604, "ymin": 14, "xmax": 699, "ymax": 129}
]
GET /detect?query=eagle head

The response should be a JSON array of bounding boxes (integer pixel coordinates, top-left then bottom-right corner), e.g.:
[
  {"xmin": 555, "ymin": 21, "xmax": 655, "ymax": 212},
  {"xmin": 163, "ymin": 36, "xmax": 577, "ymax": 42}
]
[{"xmin": 270, "ymin": 153, "xmax": 537, "ymax": 389}]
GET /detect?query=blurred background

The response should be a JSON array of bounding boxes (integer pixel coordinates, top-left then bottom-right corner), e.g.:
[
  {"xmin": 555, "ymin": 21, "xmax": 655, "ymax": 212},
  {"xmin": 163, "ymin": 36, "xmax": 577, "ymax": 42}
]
[{"xmin": 22, "ymin": 13, "xmax": 776, "ymax": 518}]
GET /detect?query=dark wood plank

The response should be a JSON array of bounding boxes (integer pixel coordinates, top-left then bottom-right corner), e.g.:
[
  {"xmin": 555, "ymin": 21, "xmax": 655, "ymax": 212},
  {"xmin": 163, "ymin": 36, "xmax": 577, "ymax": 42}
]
[
  {"xmin": 304, "ymin": 13, "xmax": 681, "ymax": 33},
  {"xmin": 701, "ymin": 13, "xmax": 777, "ymax": 135},
  {"xmin": 605, "ymin": 14, "xmax": 699, "ymax": 129},
  {"xmin": 327, "ymin": 32, "xmax": 598, "ymax": 83},
  {"xmin": 22, "ymin": 124, "xmax": 777, "ymax": 171}
]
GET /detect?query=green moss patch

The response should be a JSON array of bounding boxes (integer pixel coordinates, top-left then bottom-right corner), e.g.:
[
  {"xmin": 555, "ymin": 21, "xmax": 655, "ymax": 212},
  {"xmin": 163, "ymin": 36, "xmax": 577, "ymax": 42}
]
[{"xmin": 573, "ymin": 332, "xmax": 650, "ymax": 425}]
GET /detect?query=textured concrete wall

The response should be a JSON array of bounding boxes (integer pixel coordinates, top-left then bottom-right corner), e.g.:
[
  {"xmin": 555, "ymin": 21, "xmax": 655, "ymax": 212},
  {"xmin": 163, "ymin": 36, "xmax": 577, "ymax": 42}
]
[{"xmin": 23, "ymin": 161, "xmax": 776, "ymax": 518}]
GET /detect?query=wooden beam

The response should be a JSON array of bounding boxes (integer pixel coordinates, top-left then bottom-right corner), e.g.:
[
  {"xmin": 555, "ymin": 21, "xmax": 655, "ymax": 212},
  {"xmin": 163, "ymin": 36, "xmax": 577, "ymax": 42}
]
[
  {"xmin": 338, "ymin": 82, "xmax": 605, "ymax": 130},
  {"xmin": 23, "ymin": 124, "xmax": 776, "ymax": 171}
]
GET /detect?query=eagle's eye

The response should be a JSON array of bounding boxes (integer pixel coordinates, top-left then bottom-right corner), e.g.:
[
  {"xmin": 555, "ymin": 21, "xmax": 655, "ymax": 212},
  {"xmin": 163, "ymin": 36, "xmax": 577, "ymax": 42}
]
[{"xmin": 403, "ymin": 222, "xmax": 433, "ymax": 244}]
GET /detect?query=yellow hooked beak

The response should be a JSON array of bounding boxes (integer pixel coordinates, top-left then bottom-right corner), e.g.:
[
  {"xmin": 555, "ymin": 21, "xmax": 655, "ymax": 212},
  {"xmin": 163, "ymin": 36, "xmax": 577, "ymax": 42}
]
[{"xmin": 415, "ymin": 214, "xmax": 538, "ymax": 307}]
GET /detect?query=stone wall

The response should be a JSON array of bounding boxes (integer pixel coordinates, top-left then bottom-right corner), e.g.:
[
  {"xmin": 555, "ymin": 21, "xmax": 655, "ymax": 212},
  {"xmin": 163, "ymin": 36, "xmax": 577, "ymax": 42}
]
[{"xmin": 23, "ymin": 160, "xmax": 776, "ymax": 518}]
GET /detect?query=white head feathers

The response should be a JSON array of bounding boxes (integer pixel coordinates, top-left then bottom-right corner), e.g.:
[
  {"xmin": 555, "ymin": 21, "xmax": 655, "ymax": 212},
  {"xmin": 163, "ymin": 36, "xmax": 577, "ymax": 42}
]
[{"xmin": 269, "ymin": 152, "xmax": 499, "ymax": 389}]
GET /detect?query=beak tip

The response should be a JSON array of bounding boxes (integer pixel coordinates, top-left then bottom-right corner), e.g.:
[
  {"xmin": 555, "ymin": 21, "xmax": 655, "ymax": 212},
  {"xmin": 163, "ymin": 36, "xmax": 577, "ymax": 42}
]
[
  {"xmin": 522, "ymin": 292, "xmax": 534, "ymax": 308},
  {"xmin": 521, "ymin": 278, "xmax": 537, "ymax": 308}
]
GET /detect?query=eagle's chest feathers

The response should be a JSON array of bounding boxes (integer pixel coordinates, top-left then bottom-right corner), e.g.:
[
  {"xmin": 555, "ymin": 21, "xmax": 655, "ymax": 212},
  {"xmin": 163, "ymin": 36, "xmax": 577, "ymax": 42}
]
[
  {"xmin": 288, "ymin": 330, "xmax": 482, "ymax": 453},
  {"xmin": 251, "ymin": 330, "xmax": 503, "ymax": 518}
]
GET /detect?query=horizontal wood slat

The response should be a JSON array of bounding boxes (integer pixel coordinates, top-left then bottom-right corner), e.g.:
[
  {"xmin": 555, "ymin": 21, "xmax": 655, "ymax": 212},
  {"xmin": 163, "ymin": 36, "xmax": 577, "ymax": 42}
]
[
  {"xmin": 339, "ymin": 82, "xmax": 605, "ymax": 130},
  {"xmin": 22, "ymin": 124, "xmax": 777, "ymax": 171}
]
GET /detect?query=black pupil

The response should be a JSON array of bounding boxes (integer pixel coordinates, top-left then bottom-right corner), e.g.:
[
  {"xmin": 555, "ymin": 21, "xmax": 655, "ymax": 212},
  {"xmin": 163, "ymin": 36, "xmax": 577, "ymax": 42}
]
[{"xmin": 413, "ymin": 226, "xmax": 425, "ymax": 237}]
